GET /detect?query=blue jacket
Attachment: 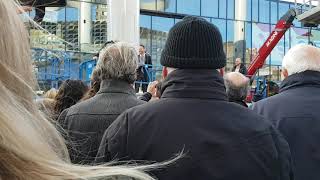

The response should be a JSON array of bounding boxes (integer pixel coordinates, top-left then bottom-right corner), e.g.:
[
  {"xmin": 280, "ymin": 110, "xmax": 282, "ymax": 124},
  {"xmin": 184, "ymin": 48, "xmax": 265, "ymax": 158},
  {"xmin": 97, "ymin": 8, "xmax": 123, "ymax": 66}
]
[{"xmin": 253, "ymin": 70, "xmax": 320, "ymax": 180}]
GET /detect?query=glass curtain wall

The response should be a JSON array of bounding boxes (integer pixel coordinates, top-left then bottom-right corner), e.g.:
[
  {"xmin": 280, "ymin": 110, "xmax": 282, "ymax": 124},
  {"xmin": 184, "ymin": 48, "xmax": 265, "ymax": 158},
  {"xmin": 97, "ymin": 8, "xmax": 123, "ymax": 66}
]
[
  {"xmin": 28, "ymin": 0, "xmax": 107, "ymax": 89},
  {"xmin": 140, "ymin": 0, "xmax": 319, "ymax": 81}
]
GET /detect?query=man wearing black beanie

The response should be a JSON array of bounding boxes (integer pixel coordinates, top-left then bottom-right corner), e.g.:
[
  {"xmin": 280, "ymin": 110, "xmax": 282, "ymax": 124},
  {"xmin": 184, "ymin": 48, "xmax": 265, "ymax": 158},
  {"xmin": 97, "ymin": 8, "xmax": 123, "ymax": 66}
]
[{"xmin": 97, "ymin": 17, "xmax": 293, "ymax": 180}]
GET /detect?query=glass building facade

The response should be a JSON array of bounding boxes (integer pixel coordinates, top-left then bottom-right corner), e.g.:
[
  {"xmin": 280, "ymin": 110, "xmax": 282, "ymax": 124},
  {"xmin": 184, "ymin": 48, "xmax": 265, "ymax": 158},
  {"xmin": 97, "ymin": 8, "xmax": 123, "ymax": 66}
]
[
  {"xmin": 28, "ymin": 0, "xmax": 107, "ymax": 88},
  {"xmin": 140, "ymin": 0, "xmax": 320, "ymax": 80},
  {"xmin": 28, "ymin": 0, "xmax": 320, "ymax": 88}
]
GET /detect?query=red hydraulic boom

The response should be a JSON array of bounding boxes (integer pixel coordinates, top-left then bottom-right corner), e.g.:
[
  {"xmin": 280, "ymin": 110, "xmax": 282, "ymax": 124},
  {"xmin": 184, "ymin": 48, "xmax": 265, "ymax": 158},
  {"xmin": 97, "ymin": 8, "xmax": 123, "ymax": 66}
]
[{"xmin": 247, "ymin": 9, "xmax": 297, "ymax": 76}]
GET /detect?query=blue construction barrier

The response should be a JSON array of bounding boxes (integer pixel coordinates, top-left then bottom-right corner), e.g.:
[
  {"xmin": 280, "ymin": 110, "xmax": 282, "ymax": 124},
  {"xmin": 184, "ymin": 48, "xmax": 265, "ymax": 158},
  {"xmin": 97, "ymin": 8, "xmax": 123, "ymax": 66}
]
[
  {"xmin": 32, "ymin": 48, "xmax": 72, "ymax": 89},
  {"xmin": 78, "ymin": 60, "xmax": 163, "ymax": 86},
  {"xmin": 79, "ymin": 59, "xmax": 97, "ymax": 84}
]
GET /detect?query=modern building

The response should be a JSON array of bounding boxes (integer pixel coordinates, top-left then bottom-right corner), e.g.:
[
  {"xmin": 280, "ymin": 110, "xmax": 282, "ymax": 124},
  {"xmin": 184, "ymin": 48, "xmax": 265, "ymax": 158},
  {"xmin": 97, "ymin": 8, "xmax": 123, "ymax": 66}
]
[
  {"xmin": 28, "ymin": 0, "xmax": 320, "ymax": 88},
  {"xmin": 139, "ymin": 0, "xmax": 320, "ymax": 80}
]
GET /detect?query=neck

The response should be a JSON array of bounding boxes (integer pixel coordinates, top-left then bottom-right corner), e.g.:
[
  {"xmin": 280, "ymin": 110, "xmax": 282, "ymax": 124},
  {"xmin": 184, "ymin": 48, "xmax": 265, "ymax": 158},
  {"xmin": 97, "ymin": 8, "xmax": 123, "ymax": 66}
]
[{"xmin": 98, "ymin": 79, "xmax": 135, "ymax": 95}]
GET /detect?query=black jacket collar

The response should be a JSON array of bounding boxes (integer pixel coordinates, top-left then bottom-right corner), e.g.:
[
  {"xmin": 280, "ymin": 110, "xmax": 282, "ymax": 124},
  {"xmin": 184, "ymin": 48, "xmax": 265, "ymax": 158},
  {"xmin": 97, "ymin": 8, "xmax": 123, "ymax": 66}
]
[
  {"xmin": 97, "ymin": 79, "xmax": 136, "ymax": 96},
  {"xmin": 160, "ymin": 69, "xmax": 228, "ymax": 101},
  {"xmin": 229, "ymin": 99, "xmax": 248, "ymax": 107},
  {"xmin": 280, "ymin": 70, "xmax": 320, "ymax": 93}
]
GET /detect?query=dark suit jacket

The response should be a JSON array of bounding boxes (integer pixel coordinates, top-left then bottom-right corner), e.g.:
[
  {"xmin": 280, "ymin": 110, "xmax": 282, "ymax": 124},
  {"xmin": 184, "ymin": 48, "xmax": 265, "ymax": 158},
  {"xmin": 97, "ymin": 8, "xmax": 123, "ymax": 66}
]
[
  {"xmin": 57, "ymin": 79, "xmax": 144, "ymax": 164},
  {"xmin": 137, "ymin": 53, "xmax": 152, "ymax": 80},
  {"xmin": 232, "ymin": 64, "xmax": 247, "ymax": 75},
  {"xmin": 138, "ymin": 53, "xmax": 152, "ymax": 65}
]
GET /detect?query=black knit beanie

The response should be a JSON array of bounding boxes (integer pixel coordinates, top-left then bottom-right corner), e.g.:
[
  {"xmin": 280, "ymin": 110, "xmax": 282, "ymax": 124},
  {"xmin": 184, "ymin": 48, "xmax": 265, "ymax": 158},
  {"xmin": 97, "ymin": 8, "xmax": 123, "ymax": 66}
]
[{"xmin": 160, "ymin": 16, "xmax": 226, "ymax": 69}]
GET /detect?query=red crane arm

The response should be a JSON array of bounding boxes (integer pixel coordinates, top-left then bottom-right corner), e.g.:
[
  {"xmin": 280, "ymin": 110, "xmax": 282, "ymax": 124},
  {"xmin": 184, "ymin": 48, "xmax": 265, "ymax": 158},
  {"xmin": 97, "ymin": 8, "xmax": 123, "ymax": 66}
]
[{"xmin": 247, "ymin": 9, "xmax": 297, "ymax": 76}]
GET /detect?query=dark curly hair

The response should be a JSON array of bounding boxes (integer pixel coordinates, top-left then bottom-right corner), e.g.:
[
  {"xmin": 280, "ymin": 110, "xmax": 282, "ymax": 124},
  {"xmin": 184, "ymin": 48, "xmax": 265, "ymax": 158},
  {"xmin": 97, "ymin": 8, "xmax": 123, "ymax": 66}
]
[
  {"xmin": 54, "ymin": 80, "xmax": 88, "ymax": 118},
  {"xmin": 81, "ymin": 69, "xmax": 101, "ymax": 101}
]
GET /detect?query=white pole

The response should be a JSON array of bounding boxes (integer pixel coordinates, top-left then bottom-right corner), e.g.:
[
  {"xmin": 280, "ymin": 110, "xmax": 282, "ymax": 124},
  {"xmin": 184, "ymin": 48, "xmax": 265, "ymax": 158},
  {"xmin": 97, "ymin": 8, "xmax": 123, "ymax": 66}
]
[
  {"xmin": 234, "ymin": 0, "xmax": 247, "ymax": 61},
  {"xmin": 79, "ymin": 0, "xmax": 92, "ymax": 45},
  {"xmin": 107, "ymin": 0, "xmax": 140, "ymax": 45}
]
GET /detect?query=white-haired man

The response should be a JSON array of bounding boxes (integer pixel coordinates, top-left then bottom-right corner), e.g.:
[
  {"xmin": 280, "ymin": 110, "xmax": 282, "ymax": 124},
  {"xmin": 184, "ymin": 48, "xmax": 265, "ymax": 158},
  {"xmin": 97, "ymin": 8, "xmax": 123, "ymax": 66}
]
[
  {"xmin": 58, "ymin": 42, "xmax": 144, "ymax": 164},
  {"xmin": 253, "ymin": 44, "xmax": 320, "ymax": 180},
  {"xmin": 224, "ymin": 72, "xmax": 250, "ymax": 107}
]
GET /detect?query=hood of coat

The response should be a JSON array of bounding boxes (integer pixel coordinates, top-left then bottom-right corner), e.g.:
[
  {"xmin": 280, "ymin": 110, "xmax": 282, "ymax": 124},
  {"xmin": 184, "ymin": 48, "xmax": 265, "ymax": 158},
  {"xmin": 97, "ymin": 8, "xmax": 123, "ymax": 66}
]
[
  {"xmin": 160, "ymin": 69, "xmax": 228, "ymax": 101},
  {"xmin": 280, "ymin": 70, "xmax": 320, "ymax": 93}
]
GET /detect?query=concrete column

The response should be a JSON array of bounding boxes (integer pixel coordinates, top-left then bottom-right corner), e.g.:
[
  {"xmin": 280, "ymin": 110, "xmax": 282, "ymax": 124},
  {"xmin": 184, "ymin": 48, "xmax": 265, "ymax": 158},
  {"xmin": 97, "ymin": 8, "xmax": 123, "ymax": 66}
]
[
  {"xmin": 234, "ymin": 0, "xmax": 247, "ymax": 62},
  {"xmin": 107, "ymin": 0, "xmax": 140, "ymax": 45},
  {"xmin": 80, "ymin": 0, "xmax": 92, "ymax": 45}
]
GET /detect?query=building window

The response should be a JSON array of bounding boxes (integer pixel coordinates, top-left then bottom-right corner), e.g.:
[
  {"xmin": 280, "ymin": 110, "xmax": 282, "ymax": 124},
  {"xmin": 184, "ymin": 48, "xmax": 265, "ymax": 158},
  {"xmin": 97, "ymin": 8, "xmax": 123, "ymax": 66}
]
[
  {"xmin": 141, "ymin": 0, "xmax": 156, "ymax": 10},
  {"xmin": 140, "ymin": 15, "xmax": 152, "ymax": 53},
  {"xmin": 151, "ymin": 16, "xmax": 174, "ymax": 65},
  {"xmin": 201, "ymin": 0, "xmax": 218, "ymax": 18},
  {"xmin": 177, "ymin": 0, "xmax": 200, "ymax": 15},
  {"xmin": 259, "ymin": 0, "xmax": 270, "ymax": 23},
  {"xmin": 164, "ymin": 0, "xmax": 176, "ymax": 13},
  {"xmin": 252, "ymin": 0, "xmax": 259, "ymax": 22},
  {"xmin": 219, "ymin": 0, "xmax": 227, "ymax": 18},
  {"xmin": 227, "ymin": 0, "xmax": 235, "ymax": 19},
  {"xmin": 271, "ymin": 1, "xmax": 278, "ymax": 24}
]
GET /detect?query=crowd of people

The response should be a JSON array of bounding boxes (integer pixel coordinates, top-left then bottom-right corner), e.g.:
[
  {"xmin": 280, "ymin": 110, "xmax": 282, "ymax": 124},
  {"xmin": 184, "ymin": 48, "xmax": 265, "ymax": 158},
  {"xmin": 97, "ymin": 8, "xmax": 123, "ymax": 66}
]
[{"xmin": 1, "ymin": 0, "xmax": 320, "ymax": 179}]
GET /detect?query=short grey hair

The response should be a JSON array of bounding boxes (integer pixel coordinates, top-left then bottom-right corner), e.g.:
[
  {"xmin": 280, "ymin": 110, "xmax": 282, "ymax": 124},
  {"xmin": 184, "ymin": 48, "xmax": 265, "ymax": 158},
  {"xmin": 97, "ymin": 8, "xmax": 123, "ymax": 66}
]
[
  {"xmin": 95, "ymin": 42, "xmax": 138, "ymax": 84},
  {"xmin": 224, "ymin": 72, "xmax": 249, "ymax": 101},
  {"xmin": 282, "ymin": 44, "xmax": 320, "ymax": 76}
]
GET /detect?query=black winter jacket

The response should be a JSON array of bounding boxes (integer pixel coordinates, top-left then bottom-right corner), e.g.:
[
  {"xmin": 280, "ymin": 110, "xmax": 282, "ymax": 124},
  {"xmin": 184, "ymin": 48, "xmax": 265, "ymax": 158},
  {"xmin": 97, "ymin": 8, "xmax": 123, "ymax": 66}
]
[
  {"xmin": 58, "ymin": 80, "xmax": 144, "ymax": 164},
  {"xmin": 253, "ymin": 70, "xmax": 320, "ymax": 180},
  {"xmin": 232, "ymin": 63, "xmax": 247, "ymax": 75},
  {"xmin": 96, "ymin": 69, "xmax": 293, "ymax": 180}
]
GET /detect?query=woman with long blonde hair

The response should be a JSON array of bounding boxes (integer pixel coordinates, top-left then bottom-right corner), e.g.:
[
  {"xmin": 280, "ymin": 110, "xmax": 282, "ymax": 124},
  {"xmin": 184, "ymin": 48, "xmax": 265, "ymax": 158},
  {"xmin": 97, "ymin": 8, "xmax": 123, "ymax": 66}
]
[{"xmin": 0, "ymin": 0, "xmax": 157, "ymax": 179}]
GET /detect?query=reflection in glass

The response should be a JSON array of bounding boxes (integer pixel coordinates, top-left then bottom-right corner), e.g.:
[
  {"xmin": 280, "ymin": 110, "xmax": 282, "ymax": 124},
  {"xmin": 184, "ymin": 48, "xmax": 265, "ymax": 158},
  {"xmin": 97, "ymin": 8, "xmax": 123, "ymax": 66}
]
[
  {"xmin": 141, "ymin": 0, "xmax": 156, "ymax": 10},
  {"xmin": 177, "ymin": 0, "xmax": 200, "ymax": 15},
  {"xmin": 156, "ymin": 0, "xmax": 176, "ymax": 12},
  {"xmin": 245, "ymin": 22, "xmax": 253, "ymax": 64},
  {"xmin": 271, "ymin": 1, "xmax": 278, "ymax": 24},
  {"xmin": 140, "ymin": 15, "xmax": 152, "ymax": 53},
  {"xmin": 279, "ymin": 2, "xmax": 289, "ymax": 21},
  {"xmin": 246, "ymin": 0, "xmax": 252, "ymax": 21},
  {"xmin": 212, "ymin": 18, "xmax": 226, "ymax": 42},
  {"xmin": 219, "ymin": 0, "xmax": 226, "ymax": 18},
  {"xmin": 259, "ymin": 0, "xmax": 270, "ymax": 23},
  {"xmin": 151, "ymin": 17, "xmax": 174, "ymax": 65},
  {"xmin": 227, "ymin": 0, "xmax": 235, "ymax": 19},
  {"xmin": 201, "ymin": 0, "xmax": 218, "ymax": 18},
  {"xmin": 252, "ymin": 0, "xmax": 259, "ymax": 22}
]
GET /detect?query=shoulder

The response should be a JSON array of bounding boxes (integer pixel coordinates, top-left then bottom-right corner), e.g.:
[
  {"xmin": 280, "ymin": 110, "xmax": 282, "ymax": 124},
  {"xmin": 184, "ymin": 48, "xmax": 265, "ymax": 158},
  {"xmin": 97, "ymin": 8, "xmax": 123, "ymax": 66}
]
[
  {"xmin": 65, "ymin": 97, "xmax": 96, "ymax": 116},
  {"xmin": 253, "ymin": 93, "xmax": 286, "ymax": 110}
]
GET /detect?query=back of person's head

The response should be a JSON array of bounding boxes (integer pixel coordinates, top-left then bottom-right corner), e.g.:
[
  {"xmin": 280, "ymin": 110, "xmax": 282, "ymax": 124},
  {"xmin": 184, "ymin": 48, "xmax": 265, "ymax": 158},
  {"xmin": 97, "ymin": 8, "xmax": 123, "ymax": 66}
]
[
  {"xmin": 282, "ymin": 44, "xmax": 320, "ymax": 77},
  {"xmin": 54, "ymin": 79, "xmax": 88, "ymax": 116},
  {"xmin": 160, "ymin": 16, "xmax": 226, "ymax": 77},
  {"xmin": 95, "ymin": 42, "xmax": 138, "ymax": 84},
  {"xmin": 224, "ymin": 72, "xmax": 250, "ymax": 101},
  {"xmin": 0, "ymin": 1, "xmax": 156, "ymax": 179},
  {"xmin": 82, "ymin": 68, "xmax": 101, "ymax": 101},
  {"xmin": 43, "ymin": 88, "xmax": 57, "ymax": 99}
]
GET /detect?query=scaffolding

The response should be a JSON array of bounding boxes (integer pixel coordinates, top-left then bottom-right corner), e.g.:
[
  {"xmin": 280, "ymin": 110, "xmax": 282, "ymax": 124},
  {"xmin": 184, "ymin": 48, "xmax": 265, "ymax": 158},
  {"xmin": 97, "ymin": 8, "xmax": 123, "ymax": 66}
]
[
  {"xmin": 32, "ymin": 48, "xmax": 71, "ymax": 89},
  {"xmin": 296, "ymin": 0, "xmax": 320, "ymax": 25}
]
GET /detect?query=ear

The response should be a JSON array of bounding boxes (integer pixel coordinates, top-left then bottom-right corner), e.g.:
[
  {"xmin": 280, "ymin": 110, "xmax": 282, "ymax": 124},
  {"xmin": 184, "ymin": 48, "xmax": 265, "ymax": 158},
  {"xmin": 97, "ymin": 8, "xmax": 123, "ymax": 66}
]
[
  {"xmin": 282, "ymin": 68, "xmax": 289, "ymax": 79},
  {"xmin": 162, "ymin": 67, "xmax": 168, "ymax": 79}
]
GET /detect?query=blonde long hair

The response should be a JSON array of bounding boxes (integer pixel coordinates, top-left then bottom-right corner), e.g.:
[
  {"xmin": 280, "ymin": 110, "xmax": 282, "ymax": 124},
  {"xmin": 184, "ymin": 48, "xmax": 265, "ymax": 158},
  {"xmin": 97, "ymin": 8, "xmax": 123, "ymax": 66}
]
[{"xmin": 0, "ymin": 0, "xmax": 156, "ymax": 179}]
